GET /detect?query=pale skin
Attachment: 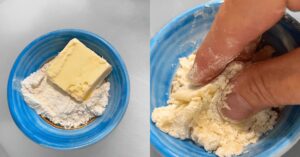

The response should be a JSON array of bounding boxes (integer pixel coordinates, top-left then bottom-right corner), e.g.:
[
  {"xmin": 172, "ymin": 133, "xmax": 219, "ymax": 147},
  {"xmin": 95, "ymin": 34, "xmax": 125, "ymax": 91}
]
[{"xmin": 189, "ymin": 0, "xmax": 300, "ymax": 121}]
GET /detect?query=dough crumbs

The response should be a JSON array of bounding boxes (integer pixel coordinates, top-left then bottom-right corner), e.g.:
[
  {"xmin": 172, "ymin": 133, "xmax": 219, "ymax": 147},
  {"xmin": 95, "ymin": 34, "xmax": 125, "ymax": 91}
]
[{"xmin": 151, "ymin": 54, "xmax": 278, "ymax": 157}]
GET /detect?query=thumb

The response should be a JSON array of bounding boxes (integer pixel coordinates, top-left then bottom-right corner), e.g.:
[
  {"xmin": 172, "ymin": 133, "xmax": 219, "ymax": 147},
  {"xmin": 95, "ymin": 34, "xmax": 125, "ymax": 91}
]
[{"xmin": 221, "ymin": 48, "xmax": 300, "ymax": 121}]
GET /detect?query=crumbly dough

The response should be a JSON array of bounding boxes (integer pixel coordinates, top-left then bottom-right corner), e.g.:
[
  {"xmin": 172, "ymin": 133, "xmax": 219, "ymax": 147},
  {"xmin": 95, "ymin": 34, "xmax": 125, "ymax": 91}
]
[
  {"xmin": 21, "ymin": 64, "xmax": 110, "ymax": 129},
  {"xmin": 151, "ymin": 54, "xmax": 278, "ymax": 157}
]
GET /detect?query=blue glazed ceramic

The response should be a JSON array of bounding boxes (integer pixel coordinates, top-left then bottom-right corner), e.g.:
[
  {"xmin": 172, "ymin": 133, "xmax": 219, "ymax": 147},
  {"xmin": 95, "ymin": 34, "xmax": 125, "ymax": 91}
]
[
  {"xmin": 151, "ymin": 1, "xmax": 300, "ymax": 157},
  {"xmin": 7, "ymin": 29, "xmax": 130, "ymax": 150}
]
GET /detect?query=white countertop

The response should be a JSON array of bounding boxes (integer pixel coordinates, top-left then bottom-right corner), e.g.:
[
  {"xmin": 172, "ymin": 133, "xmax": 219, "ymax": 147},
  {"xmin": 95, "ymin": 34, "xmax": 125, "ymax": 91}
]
[
  {"xmin": 0, "ymin": 0, "xmax": 149, "ymax": 157},
  {"xmin": 150, "ymin": 0, "xmax": 300, "ymax": 157}
]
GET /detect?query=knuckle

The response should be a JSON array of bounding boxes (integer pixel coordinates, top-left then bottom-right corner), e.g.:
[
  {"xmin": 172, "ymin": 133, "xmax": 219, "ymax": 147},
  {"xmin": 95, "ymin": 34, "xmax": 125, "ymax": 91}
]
[{"xmin": 247, "ymin": 65, "xmax": 278, "ymax": 107}]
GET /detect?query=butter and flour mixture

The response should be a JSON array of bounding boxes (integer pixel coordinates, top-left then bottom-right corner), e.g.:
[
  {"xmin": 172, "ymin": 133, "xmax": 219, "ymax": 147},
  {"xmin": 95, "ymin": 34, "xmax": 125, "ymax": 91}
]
[
  {"xmin": 151, "ymin": 54, "xmax": 278, "ymax": 157},
  {"xmin": 21, "ymin": 64, "xmax": 110, "ymax": 129}
]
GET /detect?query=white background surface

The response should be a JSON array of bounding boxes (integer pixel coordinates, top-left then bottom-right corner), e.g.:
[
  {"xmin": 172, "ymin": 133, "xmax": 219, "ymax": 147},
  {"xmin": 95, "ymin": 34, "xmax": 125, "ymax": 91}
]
[
  {"xmin": 150, "ymin": 0, "xmax": 300, "ymax": 157},
  {"xmin": 0, "ymin": 0, "xmax": 149, "ymax": 157}
]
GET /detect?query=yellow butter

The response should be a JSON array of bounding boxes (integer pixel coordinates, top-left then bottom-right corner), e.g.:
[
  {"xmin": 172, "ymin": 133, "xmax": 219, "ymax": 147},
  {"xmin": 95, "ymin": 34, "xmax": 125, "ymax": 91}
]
[{"xmin": 46, "ymin": 38, "xmax": 112, "ymax": 101}]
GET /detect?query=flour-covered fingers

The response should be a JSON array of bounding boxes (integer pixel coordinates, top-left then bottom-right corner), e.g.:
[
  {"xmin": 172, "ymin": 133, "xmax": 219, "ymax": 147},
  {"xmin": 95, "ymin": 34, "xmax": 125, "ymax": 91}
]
[
  {"xmin": 189, "ymin": 0, "xmax": 287, "ymax": 86},
  {"xmin": 221, "ymin": 48, "xmax": 300, "ymax": 121}
]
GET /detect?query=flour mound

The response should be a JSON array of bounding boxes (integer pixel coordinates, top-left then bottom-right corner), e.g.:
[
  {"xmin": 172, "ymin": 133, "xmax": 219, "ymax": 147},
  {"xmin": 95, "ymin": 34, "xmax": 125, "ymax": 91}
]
[{"xmin": 21, "ymin": 65, "xmax": 110, "ymax": 129}]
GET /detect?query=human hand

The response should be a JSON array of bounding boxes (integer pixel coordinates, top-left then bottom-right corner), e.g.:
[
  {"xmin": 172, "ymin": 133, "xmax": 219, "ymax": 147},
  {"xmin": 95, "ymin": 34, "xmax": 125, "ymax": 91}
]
[
  {"xmin": 222, "ymin": 48, "xmax": 300, "ymax": 121},
  {"xmin": 189, "ymin": 0, "xmax": 300, "ymax": 121}
]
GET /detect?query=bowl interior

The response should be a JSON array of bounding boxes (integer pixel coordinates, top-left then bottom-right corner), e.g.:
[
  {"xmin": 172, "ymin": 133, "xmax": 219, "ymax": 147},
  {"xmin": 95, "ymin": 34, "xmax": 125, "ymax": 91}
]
[
  {"xmin": 8, "ymin": 29, "xmax": 129, "ymax": 150},
  {"xmin": 151, "ymin": 2, "xmax": 300, "ymax": 157}
]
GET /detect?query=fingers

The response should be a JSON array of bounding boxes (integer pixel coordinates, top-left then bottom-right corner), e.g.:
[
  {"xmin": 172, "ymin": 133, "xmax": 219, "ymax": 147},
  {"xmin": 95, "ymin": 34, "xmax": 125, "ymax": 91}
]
[
  {"xmin": 235, "ymin": 37, "xmax": 261, "ymax": 61},
  {"xmin": 287, "ymin": 0, "xmax": 300, "ymax": 11},
  {"xmin": 189, "ymin": 0, "xmax": 286, "ymax": 85},
  {"xmin": 221, "ymin": 48, "xmax": 300, "ymax": 121},
  {"xmin": 251, "ymin": 45, "xmax": 275, "ymax": 62},
  {"xmin": 188, "ymin": 38, "xmax": 259, "ymax": 86}
]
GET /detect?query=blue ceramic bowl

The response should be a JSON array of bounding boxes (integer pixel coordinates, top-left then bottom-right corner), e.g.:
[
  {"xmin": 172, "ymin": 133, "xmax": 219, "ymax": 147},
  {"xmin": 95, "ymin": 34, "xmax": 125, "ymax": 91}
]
[
  {"xmin": 7, "ymin": 29, "xmax": 130, "ymax": 150},
  {"xmin": 151, "ymin": 1, "xmax": 300, "ymax": 157}
]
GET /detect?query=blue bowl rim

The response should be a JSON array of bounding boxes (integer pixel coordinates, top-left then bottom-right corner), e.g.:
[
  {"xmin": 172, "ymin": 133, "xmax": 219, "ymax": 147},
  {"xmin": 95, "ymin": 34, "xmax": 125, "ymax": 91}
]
[
  {"xmin": 7, "ymin": 28, "xmax": 130, "ymax": 150},
  {"xmin": 150, "ymin": 1, "xmax": 300, "ymax": 157}
]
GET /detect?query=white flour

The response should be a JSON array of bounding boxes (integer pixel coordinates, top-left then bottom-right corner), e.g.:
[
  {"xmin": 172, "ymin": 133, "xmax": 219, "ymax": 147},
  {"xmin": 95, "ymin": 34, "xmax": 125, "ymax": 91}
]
[
  {"xmin": 152, "ymin": 54, "xmax": 278, "ymax": 157},
  {"xmin": 21, "ymin": 64, "xmax": 110, "ymax": 129}
]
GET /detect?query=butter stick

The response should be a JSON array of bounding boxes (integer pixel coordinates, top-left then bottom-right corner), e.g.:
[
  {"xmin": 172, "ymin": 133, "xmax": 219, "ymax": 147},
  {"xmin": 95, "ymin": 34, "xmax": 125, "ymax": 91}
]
[{"xmin": 46, "ymin": 38, "xmax": 112, "ymax": 101}]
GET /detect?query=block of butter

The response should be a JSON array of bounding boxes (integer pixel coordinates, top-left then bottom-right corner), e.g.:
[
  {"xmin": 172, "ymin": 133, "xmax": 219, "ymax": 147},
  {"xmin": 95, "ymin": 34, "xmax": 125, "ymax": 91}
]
[{"xmin": 46, "ymin": 38, "xmax": 112, "ymax": 101}]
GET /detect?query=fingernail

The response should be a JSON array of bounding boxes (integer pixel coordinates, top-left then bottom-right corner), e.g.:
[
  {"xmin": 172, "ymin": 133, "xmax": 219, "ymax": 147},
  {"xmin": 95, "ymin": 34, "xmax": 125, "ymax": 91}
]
[{"xmin": 219, "ymin": 92, "xmax": 254, "ymax": 121}]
